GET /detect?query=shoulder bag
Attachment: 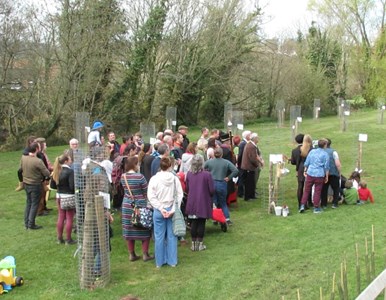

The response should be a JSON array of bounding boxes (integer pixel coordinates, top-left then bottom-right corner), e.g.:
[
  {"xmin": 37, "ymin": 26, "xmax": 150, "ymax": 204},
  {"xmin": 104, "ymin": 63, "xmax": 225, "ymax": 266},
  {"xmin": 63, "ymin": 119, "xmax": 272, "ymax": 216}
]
[
  {"xmin": 59, "ymin": 194, "xmax": 76, "ymax": 210},
  {"xmin": 172, "ymin": 177, "xmax": 186, "ymax": 237},
  {"xmin": 123, "ymin": 174, "xmax": 153, "ymax": 229}
]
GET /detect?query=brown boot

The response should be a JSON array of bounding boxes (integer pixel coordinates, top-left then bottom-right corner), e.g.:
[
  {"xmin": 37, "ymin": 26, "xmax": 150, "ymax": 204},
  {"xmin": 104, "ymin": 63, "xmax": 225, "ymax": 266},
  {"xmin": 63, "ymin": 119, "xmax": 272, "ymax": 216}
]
[
  {"xmin": 15, "ymin": 182, "xmax": 24, "ymax": 192},
  {"xmin": 129, "ymin": 252, "xmax": 140, "ymax": 262},
  {"xmin": 143, "ymin": 252, "xmax": 154, "ymax": 262}
]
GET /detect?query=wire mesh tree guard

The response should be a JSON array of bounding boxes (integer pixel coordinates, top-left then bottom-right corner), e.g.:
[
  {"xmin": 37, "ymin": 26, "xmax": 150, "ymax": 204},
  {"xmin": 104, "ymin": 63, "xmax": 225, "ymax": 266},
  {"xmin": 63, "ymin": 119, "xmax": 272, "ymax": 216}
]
[{"xmin": 74, "ymin": 112, "xmax": 111, "ymax": 290}]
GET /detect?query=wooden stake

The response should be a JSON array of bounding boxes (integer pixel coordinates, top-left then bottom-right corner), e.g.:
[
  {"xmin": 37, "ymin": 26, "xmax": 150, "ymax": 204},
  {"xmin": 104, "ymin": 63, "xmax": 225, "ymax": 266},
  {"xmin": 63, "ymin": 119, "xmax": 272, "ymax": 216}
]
[
  {"xmin": 95, "ymin": 195, "xmax": 108, "ymax": 278},
  {"xmin": 356, "ymin": 243, "xmax": 361, "ymax": 295},
  {"xmin": 372, "ymin": 225, "xmax": 375, "ymax": 252},
  {"xmin": 330, "ymin": 272, "xmax": 335, "ymax": 300},
  {"xmin": 297, "ymin": 288, "xmax": 300, "ymax": 300},
  {"xmin": 365, "ymin": 237, "xmax": 371, "ymax": 283},
  {"xmin": 320, "ymin": 287, "xmax": 323, "ymax": 300}
]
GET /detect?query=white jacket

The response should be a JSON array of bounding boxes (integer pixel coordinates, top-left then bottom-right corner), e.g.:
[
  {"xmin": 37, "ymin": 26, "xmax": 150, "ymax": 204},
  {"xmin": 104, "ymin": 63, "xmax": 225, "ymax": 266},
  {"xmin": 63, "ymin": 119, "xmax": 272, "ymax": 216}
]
[{"xmin": 148, "ymin": 171, "xmax": 183, "ymax": 212}]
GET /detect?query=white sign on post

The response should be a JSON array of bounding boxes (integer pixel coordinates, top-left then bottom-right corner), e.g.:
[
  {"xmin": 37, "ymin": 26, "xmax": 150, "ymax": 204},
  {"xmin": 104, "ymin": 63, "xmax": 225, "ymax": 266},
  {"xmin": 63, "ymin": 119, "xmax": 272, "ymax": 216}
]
[
  {"xmin": 237, "ymin": 124, "xmax": 244, "ymax": 130},
  {"xmin": 297, "ymin": 117, "xmax": 302, "ymax": 122},
  {"xmin": 358, "ymin": 134, "xmax": 368, "ymax": 142},
  {"xmin": 269, "ymin": 154, "xmax": 283, "ymax": 163}
]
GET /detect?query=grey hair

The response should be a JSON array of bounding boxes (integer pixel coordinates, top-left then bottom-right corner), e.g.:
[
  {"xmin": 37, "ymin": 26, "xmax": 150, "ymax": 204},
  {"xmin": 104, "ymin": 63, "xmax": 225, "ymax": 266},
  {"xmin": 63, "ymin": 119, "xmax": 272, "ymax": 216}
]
[
  {"xmin": 214, "ymin": 147, "xmax": 223, "ymax": 158},
  {"xmin": 251, "ymin": 133, "xmax": 258, "ymax": 140},
  {"xmin": 189, "ymin": 154, "xmax": 204, "ymax": 174},
  {"xmin": 158, "ymin": 143, "xmax": 169, "ymax": 155},
  {"xmin": 242, "ymin": 130, "xmax": 251, "ymax": 139}
]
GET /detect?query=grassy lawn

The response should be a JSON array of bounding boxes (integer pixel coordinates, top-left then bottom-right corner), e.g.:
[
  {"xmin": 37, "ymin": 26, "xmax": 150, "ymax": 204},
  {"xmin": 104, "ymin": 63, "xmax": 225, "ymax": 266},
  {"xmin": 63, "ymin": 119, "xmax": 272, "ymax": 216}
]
[{"xmin": 1, "ymin": 109, "xmax": 386, "ymax": 299}]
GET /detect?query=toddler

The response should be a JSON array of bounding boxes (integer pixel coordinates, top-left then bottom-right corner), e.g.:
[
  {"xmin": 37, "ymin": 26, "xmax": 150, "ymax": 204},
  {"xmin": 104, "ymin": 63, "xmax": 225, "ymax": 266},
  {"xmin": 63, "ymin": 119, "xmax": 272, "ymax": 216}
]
[
  {"xmin": 343, "ymin": 180, "xmax": 359, "ymax": 204},
  {"xmin": 357, "ymin": 180, "xmax": 374, "ymax": 204},
  {"xmin": 343, "ymin": 180, "xmax": 358, "ymax": 205}
]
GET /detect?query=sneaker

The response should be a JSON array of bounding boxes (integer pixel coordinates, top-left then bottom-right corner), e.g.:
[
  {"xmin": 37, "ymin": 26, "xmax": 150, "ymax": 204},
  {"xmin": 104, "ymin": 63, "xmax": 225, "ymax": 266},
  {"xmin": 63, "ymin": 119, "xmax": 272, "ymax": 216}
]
[
  {"xmin": 313, "ymin": 207, "xmax": 322, "ymax": 214},
  {"xmin": 332, "ymin": 204, "xmax": 338, "ymax": 209},
  {"xmin": 299, "ymin": 205, "xmax": 305, "ymax": 213},
  {"xmin": 28, "ymin": 225, "xmax": 43, "ymax": 230},
  {"xmin": 213, "ymin": 221, "xmax": 218, "ymax": 226},
  {"xmin": 226, "ymin": 220, "xmax": 233, "ymax": 226},
  {"xmin": 57, "ymin": 238, "xmax": 65, "ymax": 245},
  {"xmin": 65, "ymin": 239, "xmax": 77, "ymax": 245}
]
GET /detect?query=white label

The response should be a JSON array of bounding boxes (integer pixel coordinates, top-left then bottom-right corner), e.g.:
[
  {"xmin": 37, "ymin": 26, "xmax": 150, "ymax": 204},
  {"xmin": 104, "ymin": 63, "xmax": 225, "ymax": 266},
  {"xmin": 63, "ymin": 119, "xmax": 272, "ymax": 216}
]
[
  {"xmin": 358, "ymin": 134, "xmax": 368, "ymax": 142},
  {"xmin": 269, "ymin": 154, "xmax": 283, "ymax": 163},
  {"xmin": 98, "ymin": 192, "xmax": 111, "ymax": 209},
  {"xmin": 150, "ymin": 137, "xmax": 156, "ymax": 144},
  {"xmin": 344, "ymin": 111, "xmax": 350, "ymax": 116},
  {"xmin": 85, "ymin": 126, "xmax": 90, "ymax": 133},
  {"xmin": 172, "ymin": 121, "xmax": 177, "ymax": 126},
  {"xmin": 297, "ymin": 117, "xmax": 302, "ymax": 122},
  {"xmin": 237, "ymin": 124, "xmax": 244, "ymax": 130},
  {"xmin": 382, "ymin": 106, "xmax": 386, "ymax": 110}
]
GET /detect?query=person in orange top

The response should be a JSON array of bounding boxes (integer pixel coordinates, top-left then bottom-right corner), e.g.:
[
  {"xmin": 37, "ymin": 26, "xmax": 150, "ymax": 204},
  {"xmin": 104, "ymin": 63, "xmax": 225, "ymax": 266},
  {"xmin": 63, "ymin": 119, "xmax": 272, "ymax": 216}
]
[{"xmin": 357, "ymin": 180, "xmax": 374, "ymax": 204}]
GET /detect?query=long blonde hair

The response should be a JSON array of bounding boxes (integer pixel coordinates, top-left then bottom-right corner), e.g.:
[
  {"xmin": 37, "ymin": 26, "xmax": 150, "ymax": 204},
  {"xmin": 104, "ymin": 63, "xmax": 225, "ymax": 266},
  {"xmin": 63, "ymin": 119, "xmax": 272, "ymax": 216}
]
[
  {"xmin": 300, "ymin": 134, "xmax": 312, "ymax": 157},
  {"xmin": 52, "ymin": 154, "xmax": 70, "ymax": 183}
]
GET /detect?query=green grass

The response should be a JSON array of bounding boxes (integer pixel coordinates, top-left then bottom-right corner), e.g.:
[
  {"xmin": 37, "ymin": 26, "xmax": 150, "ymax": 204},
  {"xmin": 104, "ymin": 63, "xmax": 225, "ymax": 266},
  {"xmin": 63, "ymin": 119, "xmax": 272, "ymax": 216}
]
[{"xmin": 2, "ymin": 110, "xmax": 386, "ymax": 299}]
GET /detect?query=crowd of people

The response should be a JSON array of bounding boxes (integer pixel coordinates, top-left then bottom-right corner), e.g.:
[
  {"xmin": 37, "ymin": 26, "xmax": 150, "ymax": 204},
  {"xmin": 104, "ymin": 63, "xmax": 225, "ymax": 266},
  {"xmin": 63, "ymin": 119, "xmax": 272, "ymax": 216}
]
[
  {"xmin": 17, "ymin": 122, "xmax": 264, "ymax": 269},
  {"xmin": 17, "ymin": 123, "xmax": 376, "ymax": 270},
  {"xmin": 290, "ymin": 134, "xmax": 374, "ymax": 214}
]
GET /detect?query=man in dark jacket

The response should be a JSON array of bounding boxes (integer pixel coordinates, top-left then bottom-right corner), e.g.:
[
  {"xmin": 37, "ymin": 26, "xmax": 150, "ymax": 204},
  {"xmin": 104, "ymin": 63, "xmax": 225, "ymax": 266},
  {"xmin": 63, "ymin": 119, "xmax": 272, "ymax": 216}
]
[
  {"xmin": 241, "ymin": 135, "xmax": 259, "ymax": 201},
  {"xmin": 237, "ymin": 130, "xmax": 251, "ymax": 198},
  {"xmin": 21, "ymin": 142, "xmax": 51, "ymax": 230},
  {"xmin": 178, "ymin": 125, "xmax": 190, "ymax": 152}
]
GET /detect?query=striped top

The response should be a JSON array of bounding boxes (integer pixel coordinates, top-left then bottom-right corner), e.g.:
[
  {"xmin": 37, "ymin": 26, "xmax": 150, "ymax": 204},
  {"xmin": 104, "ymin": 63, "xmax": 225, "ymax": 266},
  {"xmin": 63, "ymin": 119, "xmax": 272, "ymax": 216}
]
[
  {"xmin": 120, "ymin": 172, "xmax": 151, "ymax": 240},
  {"xmin": 121, "ymin": 172, "xmax": 148, "ymax": 207}
]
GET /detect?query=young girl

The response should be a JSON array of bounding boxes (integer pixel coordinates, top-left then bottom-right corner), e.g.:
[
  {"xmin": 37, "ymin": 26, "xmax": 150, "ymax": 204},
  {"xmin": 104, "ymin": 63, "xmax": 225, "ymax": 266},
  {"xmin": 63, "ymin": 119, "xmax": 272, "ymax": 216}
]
[
  {"xmin": 358, "ymin": 180, "xmax": 374, "ymax": 204},
  {"xmin": 51, "ymin": 154, "xmax": 76, "ymax": 244},
  {"xmin": 349, "ymin": 171, "xmax": 361, "ymax": 190}
]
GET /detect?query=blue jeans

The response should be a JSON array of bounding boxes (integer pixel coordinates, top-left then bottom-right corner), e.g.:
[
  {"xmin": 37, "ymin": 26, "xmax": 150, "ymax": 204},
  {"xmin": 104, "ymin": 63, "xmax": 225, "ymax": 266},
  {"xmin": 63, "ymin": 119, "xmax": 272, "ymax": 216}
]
[
  {"xmin": 213, "ymin": 180, "xmax": 230, "ymax": 220},
  {"xmin": 153, "ymin": 207, "xmax": 178, "ymax": 267},
  {"xmin": 24, "ymin": 183, "xmax": 42, "ymax": 228}
]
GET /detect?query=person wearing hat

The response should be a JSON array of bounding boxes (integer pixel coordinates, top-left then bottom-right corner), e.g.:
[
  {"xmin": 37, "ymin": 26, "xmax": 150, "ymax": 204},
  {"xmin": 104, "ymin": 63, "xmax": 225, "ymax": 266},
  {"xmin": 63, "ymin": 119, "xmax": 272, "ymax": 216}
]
[
  {"xmin": 21, "ymin": 142, "xmax": 51, "ymax": 229},
  {"xmin": 241, "ymin": 132, "xmax": 259, "ymax": 201},
  {"xmin": 237, "ymin": 130, "xmax": 251, "ymax": 198},
  {"xmin": 178, "ymin": 125, "xmax": 189, "ymax": 152},
  {"xmin": 88, "ymin": 121, "xmax": 104, "ymax": 148}
]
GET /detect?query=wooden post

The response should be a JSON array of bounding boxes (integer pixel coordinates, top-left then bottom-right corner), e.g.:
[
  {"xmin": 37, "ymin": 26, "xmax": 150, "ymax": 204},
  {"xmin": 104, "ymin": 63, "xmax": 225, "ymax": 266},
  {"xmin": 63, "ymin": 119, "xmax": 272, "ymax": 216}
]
[
  {"xmin": 357, "ymin": 141, "xmax": 363, "ymax": 170},
  {"xmin": 356, "ymin": 243, "xmax": 361, "ymax": 295},
  {"xmin": 330, "ymin": 272, "xmax": 335, "ymax": 300},
  {"xmin": 95, "ymin": 195, "xmax": 108, "ymax": 277},
  {"xmin": 81, "ymin": 196, "xmax": 96, "ymax": 289},
  {"xmin": 371, "ymin": 225, "xmax": 376, "ymax": 280},
  {"xmin": 268, "ymin": 161, "xmax": 274, "ymax": 214},
  {"xmin": 365, "ymin": 237, "xmax": 371, "ymax": 284}
]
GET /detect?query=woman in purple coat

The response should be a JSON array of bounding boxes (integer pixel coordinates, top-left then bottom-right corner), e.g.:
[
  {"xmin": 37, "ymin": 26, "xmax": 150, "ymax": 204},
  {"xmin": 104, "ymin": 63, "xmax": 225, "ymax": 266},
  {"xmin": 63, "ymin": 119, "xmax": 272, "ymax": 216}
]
[{"xmin": 185, "ymin": 154, "xmax": 215, "ymax": 251}]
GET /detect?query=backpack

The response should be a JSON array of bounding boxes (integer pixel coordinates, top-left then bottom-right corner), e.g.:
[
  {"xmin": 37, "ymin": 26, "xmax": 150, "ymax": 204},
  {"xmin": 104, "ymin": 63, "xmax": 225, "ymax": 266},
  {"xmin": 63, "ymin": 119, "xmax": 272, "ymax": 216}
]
[{"xmin": 111, "ymin": 155, "xmax": 127, "ymax": 189}]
